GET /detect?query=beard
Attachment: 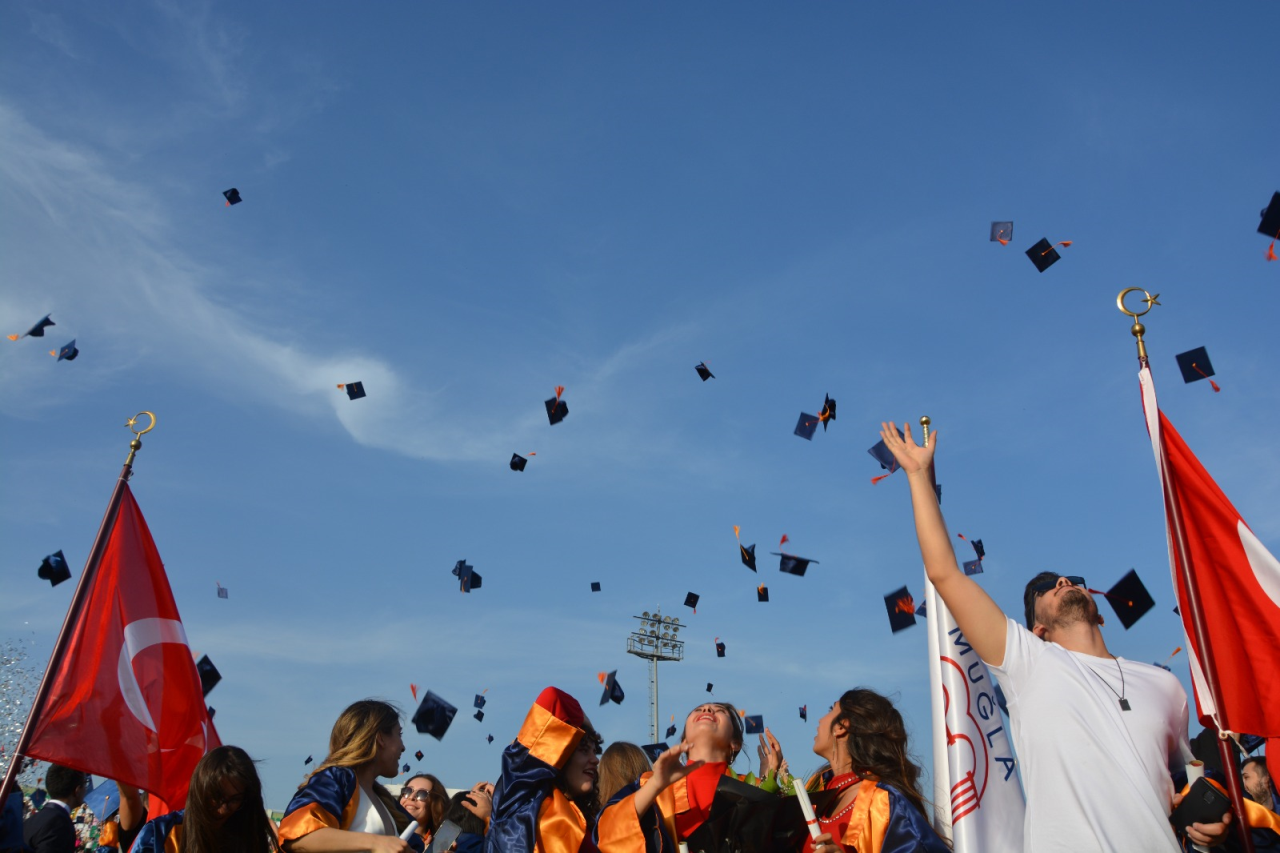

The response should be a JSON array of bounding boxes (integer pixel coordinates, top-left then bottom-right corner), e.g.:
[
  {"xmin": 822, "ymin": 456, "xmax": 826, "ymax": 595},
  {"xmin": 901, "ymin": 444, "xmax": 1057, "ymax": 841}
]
[{"xmin": 1048, "ymin": 587, "xmax": 1101, "ymax": 629}]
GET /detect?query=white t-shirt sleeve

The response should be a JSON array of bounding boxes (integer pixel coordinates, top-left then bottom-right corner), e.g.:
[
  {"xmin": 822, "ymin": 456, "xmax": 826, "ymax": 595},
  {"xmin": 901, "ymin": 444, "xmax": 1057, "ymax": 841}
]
[{"xmin": 985, "ymin": 616, "xmax": 1045, "ymax": 698}]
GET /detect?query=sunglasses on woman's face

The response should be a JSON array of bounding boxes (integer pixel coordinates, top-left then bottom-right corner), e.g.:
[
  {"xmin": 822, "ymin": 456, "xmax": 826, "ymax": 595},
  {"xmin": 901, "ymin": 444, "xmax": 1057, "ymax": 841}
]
[
  {"xmin": 400, "ymin": 788, "xmax": 431, "ymax": 802},
  {"xmin": 1030, "ymin": 575, "xmax": 1087, "ymax": 597}
]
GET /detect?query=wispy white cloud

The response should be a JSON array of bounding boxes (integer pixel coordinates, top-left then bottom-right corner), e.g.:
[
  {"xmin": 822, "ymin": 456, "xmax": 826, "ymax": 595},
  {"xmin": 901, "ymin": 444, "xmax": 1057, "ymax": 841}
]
[{"xmin": 26, "ymin": 8, "xmax": 78, "ymax": 59}]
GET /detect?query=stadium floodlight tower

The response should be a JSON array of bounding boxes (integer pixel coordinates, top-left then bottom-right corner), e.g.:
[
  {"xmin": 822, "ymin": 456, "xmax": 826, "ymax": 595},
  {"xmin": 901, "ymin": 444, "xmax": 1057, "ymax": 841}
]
[{"xmin": 626, "ymin": 610, "xmax": 685, "ymax": 744}]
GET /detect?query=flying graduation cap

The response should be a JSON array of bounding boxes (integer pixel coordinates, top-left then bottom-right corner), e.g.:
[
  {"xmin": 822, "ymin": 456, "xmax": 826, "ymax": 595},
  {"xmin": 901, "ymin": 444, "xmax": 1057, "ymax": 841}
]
[
  {"xmin": 50, "ymin": 340, "xmax": 78, "ymax": 361},
  {"xmin": 8, "ymin": 314, "xmax": 55, "ymax": 341},
  {"xmin": 715, "ymin": 638, "xmax": 726, "ymax": 658},
  {"xmin": 474, "ymin": 710, "xmax": 484, "ymax": 722},
  {"xmin": 487, "ymin": 734, "xmax": 494, "ymax": 744},
  {"xmin": 1175, "ymin": 347, "xmax": 1220, "ymax": 392},
  {"xmin": 338, "ymin": 382, "xmax": 366, "ymax": 400},
  {"xmin": 869, "ymin": 427, "xmax": 904, "ymax": 484},
  {"xmin": 402, "ymin": 763, "xmax": 411, "ymax": 773},
  {"xmin": 695, "ymin": 362, "xmax": 714, "ymax": 381},
  {"xmin": 412, "ymin": 691, "xmax": 458, "ymax": 740},
  {"xmin": 415, "ymin": 750, "xmax": 424, "ymax": 761},
  {"xmin": 684, "ymin": 592, "xmax": 700, "ymax": 611},
  {"xmin": 590, "ymin": 581, "xmax": 601, "ymax": 592},
  {"xmin": 1093, "ymin": 569, "xmax": 1156, "ymax": 630},
  {"xmin": 756, "ymin": 585, "xmax": 769, "ymax": 602},
  {"xmin": 883, "ymin": 586, "xmax": 918, "ymax": 633},
  {"xmin": 216, "ymin": 583, "xmax": 228, "ymax": 599},
  {"xmin": 598, "ymin": 670, "xmax": 624, "ymax": 706},
  {"xmin": 916, "ymin": 600, "xmax": 927, "ymax": 618},
  {"xmin": 773, "ymin": 552, "xmax": 818, "ymax": 576},
  {"xmin": 1259, "ymin": 191, "xmax": 1280, "ymax": 261},
  {"xmin": 474, "ymin": 693, "xmax": 486, "ymax": 709},
  {"xmin": 641, "ymin": 743, "xmax": 670, "ymax": 763},
  {"xmin": 794, "ymin": 395, "xmax": 836, "ymax": 440},
  {"xmin": 799, "ymin": 705, "xmax": 807, "ymax": 722},
  {"xmin": 665, "ymin": 723, "xmax": 677, "ymax": 739},
  {"xmin": 733, "ymin": 526, "xmax": 756, "ymax": 572},
  {"xmin": 510, "ymin": 453, "xmax": 528, "ymax": 471},
  {"xmin": 223, "ymin": 188, "xmax": 242, "ymax": 206},
  {"xmin": 706, "ymin": 683, "xmax": 714, "ymax": 693},
  {"xmin": 452, "ymin": 560, "xmax": 482, "ymax": 593},
  {"xmin": 990, "ymin": 221, "xmax": 1013, "ymax": 245},
  {"xmin": 743, "ymin": 715, "xmax": 764, "ymax": 735},
  {"xmin": 545, "ymin": 386, "xmax": 568, "ymax": 425},
  {"xmin": 37, "ymin": 550, "xmax": 71, "ymax": 587},
  {"xmin": 304, "ymin": 755, "xmax": 313, "ymax": 765},
  {"xmin": 196, "ymin": 655, "xmax": 221, "ymax": 696},
  {"xmin": 958, "ymin": 534, "xmax": 985, "ymax": 561},
  {"xmin": 1026, "ymin": 238, "xmax": 1073, "ymax": 273},
  {"xmin": 963, "ymin": 559, "xmax": 984, "ymax": 576}
]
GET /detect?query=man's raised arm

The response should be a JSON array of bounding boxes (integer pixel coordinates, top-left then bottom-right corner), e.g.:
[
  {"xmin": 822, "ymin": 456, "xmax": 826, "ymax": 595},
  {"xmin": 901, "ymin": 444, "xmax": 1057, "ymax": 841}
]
[{"xmin": 880, "ymin": 421, "xmax": 1009, "ymax": 665}]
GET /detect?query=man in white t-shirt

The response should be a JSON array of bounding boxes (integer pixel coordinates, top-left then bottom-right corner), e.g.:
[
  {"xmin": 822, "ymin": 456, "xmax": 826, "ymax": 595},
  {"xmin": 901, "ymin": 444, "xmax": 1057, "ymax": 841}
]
[{"xmin": 877, "ymin": 421, "xmax": 1232, "ymax": 852}]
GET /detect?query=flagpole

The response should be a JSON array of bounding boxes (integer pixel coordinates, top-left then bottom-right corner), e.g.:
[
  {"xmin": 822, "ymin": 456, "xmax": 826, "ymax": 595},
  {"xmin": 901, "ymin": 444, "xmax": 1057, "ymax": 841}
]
[
  {"xmin": 1118, "ymin": 292, "xmax": 1254, "ymax": 851},
  {"xmin": 0, "ymin": 413, "xmax": 156, "ymax": 806}
]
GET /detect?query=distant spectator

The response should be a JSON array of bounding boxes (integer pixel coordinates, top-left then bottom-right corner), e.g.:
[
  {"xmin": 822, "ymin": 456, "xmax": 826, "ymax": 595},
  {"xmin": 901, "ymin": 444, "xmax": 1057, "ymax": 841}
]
[
  {"xmin": 1244, "ymin": 757, "xmax": 1278, "ymax": 813},
  {"xmin": 129, "ymin": 745, "xmax": 279, "ymax": 853},
  {"xmin": 444, "ymin": 790, "xmax": 489, "ymax": 853},
  {"xmin": 399, "ymin": 774, "xmax": 448, "ymax": 844},
  {"xmin": 596, "ymin": 743, "xmax": 651, "ymax": 810},
  {"xmin": 23, "ymin": 764, "xmax": 86, "ymax": 853}
]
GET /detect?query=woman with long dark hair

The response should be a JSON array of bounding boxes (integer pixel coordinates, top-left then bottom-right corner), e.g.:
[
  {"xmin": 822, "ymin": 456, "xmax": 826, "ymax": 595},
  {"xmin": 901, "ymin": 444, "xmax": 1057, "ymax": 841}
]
[
  {"xmin": 399, "ymin": 774, "xmax": 449, "ymax": 846},
  {"xmin": 484, "ymin": 686, "xmax": 602, "ymax": 853},
  {"xmin": 278, "ymin": 699, "xmax": 421, "ymax": 853},
  {"xmin": 802, "ymin": 689, "xmax": 948, "ymax": 853},
  {"xmin": 129, "ymin": 745, "xmax": 279, "ymax": 853}
]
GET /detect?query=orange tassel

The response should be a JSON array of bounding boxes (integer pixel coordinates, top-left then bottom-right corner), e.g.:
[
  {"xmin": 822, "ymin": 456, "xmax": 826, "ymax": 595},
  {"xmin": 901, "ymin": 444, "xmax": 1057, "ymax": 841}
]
[
  {"xmin": 871, "ymin": 474, "xmax": 890, "ymax": 485},
  {"xmin": 1209, "ymin": 379, "xmax": 1221, "ymax": 393},
  {"xmin": 997, "ymin": 237, "xmax": 1009, "ymax": 246},
  {"xmin": 1267, "ymin": 240, "xmax": 1277, "ymax": 262}
]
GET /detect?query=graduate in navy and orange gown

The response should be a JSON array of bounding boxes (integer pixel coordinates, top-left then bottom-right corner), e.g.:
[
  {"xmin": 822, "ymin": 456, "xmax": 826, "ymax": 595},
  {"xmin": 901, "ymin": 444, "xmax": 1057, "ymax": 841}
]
[
  {"xmin": 278, "ymin": 700, "xmax": 423, "ymax": 853},
  {"xmin": 484, "ymin": 686, "xmax": 603, "ymax": 853},
  {"xmin": 799, "ymin": 689, "xmax": 948, "ymax": 853},
  {"xmin": 130, "ymin": 745, "xmax": 280, "ymax": 853}
]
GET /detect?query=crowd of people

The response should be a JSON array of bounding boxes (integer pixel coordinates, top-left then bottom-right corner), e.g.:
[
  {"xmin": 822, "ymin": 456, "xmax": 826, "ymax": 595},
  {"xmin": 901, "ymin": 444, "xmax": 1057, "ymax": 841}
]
[{"xmin": 5, "ymin": 423, "xmax": 1277, "ymax": 853}]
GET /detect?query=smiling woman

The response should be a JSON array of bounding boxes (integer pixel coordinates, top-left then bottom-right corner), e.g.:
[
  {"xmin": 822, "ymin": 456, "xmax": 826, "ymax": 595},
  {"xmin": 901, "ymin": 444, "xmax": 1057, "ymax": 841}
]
[{"xmin": 278, "ymin": 700, "xmax": 422, "ymax": 853}]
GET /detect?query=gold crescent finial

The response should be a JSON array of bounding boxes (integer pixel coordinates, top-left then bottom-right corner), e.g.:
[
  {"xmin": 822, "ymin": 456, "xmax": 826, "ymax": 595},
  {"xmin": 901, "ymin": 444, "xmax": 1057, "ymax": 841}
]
[
  {"xmin": 920, "ymin": 415, "xmax": 932, "ymax": 448},
  {"xmin": 124, "ymin": 411, "xmax": 156, "ymax": 467},
  {"xmin": 1116, "ymin": 288, "xmax": 1160, "ymax": 362}
]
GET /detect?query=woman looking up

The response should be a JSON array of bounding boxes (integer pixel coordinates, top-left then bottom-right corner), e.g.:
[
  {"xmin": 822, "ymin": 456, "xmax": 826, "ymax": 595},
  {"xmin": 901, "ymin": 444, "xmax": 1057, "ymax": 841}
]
[{"xmin": 279, "ymin": 699, "xmax": 420, "ymax": 853}]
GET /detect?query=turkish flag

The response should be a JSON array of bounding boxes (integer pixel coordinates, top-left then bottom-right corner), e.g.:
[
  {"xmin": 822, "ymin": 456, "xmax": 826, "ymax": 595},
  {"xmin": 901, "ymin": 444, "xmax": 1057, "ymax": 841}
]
[
  {"xmin": 24, "ymin": 484, "xmax": 220, "ymax": 807},
  {"xmin": 1140, "ymin": 367, "xmax": 1280, "ymax": 742}
]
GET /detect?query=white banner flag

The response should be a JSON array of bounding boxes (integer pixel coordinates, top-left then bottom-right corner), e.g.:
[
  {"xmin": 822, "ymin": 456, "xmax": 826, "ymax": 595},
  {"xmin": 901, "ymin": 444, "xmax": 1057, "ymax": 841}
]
[{"xmin": 925, "ymin": 578, "xmax": 1025, "ymax": 851}]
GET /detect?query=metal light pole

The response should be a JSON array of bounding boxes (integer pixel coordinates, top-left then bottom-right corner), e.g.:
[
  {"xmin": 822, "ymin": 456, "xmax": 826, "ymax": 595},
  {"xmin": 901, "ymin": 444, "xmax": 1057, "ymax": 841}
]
[{"xmin": 626, "ymin": 610, "xmax": 685, "ymax": 743}]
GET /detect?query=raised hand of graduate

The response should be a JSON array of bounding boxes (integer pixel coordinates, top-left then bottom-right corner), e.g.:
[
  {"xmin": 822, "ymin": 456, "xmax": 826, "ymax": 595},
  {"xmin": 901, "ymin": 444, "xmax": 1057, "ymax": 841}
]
[
  {"xmin": 879, "ymin": 421, "xmax": 935, "ymax": 476},
  {"xmin": 632, "ymin": 742, "xmax": 705, "ymax": 817},
  {"xmin": 756, "ymin": 728, "xmax": 784, "ymax": 779}
]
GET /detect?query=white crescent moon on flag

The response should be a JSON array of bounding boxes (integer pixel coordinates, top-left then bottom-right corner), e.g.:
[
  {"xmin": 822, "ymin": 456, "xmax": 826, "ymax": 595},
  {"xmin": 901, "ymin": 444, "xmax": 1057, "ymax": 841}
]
[
  {"xmin": 116, "ymin": 618, "xmax": 189, "ymax": 732},
  {"xmin": 1240, "ymin": 520, "xmax": 1280, "ymax": 608}
]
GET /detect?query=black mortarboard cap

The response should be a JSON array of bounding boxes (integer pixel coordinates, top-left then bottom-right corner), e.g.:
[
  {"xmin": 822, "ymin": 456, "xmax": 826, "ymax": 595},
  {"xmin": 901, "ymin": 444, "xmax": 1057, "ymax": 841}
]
[
  {"xmin": 207, "ymin": 706, "xmax": 216, "ymax": 719},
  {"xmin": 415, "ymin": 750, "xmax": 424, "ymax": 761},
  {"xmin": 868, "ymin": 427, "xmax": 904, "ymax": 472},
  {"xmin": 304, "ymin": 755, "xmax": 313, "ymax": 765},
  {"xmin": 9, "ymin": 314, "xmax": 54, "ymax": 340},
  {"xmin": 474, "ymin": 694, "xmax": 486, "ymax": 709},
  {"xmin": 684, "ymin": 592, "xmax": 700, "ymax": 610},
  {"xmin": 665, "ymin": 723, "xmax": 677, "ymax": 739},
  {"xmin": 196, "ymin": 655, "xmax": 221, "ymax": 696},
  {"xmin": 223, "ymin": 188, "xmax": 242, "ymax": 205},
  {"xmin": 820, "ymin": 395, "xmax": 836, "ymax": 431},
  {"xmin": 412, "ymin": 691, "xmax": 458, "ymax": 740},
  {"xmin": 934, "ymin": 483, "xmax": 942, "ymax": 504},
  {"xmin": 37, "ymin": 550, "xmax": 71, "ymax": 587},
  {"xmin": 756, "ymin": 585, "xmax": 769, "ymax": 603},
  {"xmin": 990, "ymin": 221, "xmax": 1013, "ymax": 243},
  {"xmin": 971, "ymin": 539, "xmax": 985, "ymax": 560},
  {"xmin": 341, "ymin": 382, "xmax": 366, "ymax": 400},
  {"xmin": 1259, "ymin": 192, "xmax": 1280, "ymax": 238},
  {"xmin": 774, "ymin": 553, "xmax": 818, "ymax": 576},
  {"xmin": 54, "ymin": 340, "xmax": 78, "ymax": 361},
  {"xmin": 599, "ymin": 670, "xmax": 624, "ymax": 706},
  {"xmin": 963, "ymin": 559, "xmax": 984, "ymax": 576},
  {"xmin": 216, "ymin": 583, "xmax": 228, "ymax": 599},
  {"xmin": 695, "ymin": 362, "xmax": 714, "ymax": 381},
  {"xmin": 743, "ymin": 715, "xmax": 764, "ymax": 735},
  {"xmin": 706, "ymin": 683, "xmax": 714, "ymax": 693},
  {"xmin": 915, "ymin": 600, "xmax": 927, "ymax": 617},
  {"xmin": 510, "ymin": 453, "xmax": 528, "ymax": 472},
  {"xmin": 401, "ymin": 763, "xmax": 410, "ymax": 774},
  {"xmin": 1175, "ymin": 347, "xmax": 1215, "ymax": 385},
  {"xmin": 474, "ymin": 710, "xmax": 484, "ymax": 722},
  {"xmin": 740, "ymin": 543, "xmax": 757, "ymax": 572},
  {"xmin": 487, "ymin": 734, "xmax": 495, "ymax": 743},
  {"xmin": 452, "ymin": 560, "xmax": 482, "ymax": 593},
  {"xmin": 641, "ymin": 743, "xmax": 670, "ymax": 763},
  {"xmin": 1104, "ymin": 569, "xmax": 1155, "ymax": 630},
  {"xmin": 545, "ymin": 397, "xmax": 568, "ymax": 425},
  {"xmin": 883, "ymin": 586, "xmax": 918, "ymax": 633},
  {"xmin": 1026, "ymin": 238, "xmax": 1060, "ymax": 272},
  {"xmin": 590, "ymin": 581, "xmax": 601, "ymax": 592},
  {"xmin": 794, "ymin": 413, "xmax": 819, "ymax": 441},
  {"xmin": 799, "ymin": 705, "xmax": 807, "ymax": 722},
  {"xmin": 715, "ymin": 640, "xmax": 726, "ymax": 658}
]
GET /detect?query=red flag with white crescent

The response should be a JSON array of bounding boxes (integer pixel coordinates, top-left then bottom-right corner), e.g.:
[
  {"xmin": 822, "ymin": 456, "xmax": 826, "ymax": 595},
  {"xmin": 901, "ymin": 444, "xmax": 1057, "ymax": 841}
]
[
  {"xmin": 24, "ymin": 484, "xmax": 220, "ymax": 807},
  {"xmin": 1140, "ymin": 366, "xmax": 1280, "ymax": 772}
]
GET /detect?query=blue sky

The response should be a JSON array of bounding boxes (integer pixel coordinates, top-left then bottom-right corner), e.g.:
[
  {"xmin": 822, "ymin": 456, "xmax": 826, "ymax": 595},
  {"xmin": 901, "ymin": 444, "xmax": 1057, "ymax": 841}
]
[{"xmin": 2, "ymin": 1, "xmax": 1277, "ymax": 810}]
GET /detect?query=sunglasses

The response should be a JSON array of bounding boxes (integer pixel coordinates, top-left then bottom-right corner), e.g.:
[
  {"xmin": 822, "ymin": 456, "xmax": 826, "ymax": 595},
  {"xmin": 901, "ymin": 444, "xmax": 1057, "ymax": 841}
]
[
  {"xmin": 400, "ymin": 787, "xmax": 432, "ymax": 802},
  {"xmin": 211, "ymin": 792, "xmax": 246, "ymax": 812},
  {"xmin": 1029, "ymin": 575, "xmax": 1087, "ymax": 597}
]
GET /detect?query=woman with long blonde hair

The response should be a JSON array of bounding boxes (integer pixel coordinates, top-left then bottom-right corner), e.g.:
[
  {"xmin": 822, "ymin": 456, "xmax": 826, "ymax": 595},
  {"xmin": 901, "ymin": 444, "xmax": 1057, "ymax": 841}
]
[{"xmin": 278, "ymin": 700, "xmax": 421, "ymax": 853}]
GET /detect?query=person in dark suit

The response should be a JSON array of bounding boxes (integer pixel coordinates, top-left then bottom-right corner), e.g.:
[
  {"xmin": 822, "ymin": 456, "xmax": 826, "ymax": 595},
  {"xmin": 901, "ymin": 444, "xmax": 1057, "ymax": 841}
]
[{"xmin": 23, "ymin": 765, "xmax": 87, "ymax": 853}]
